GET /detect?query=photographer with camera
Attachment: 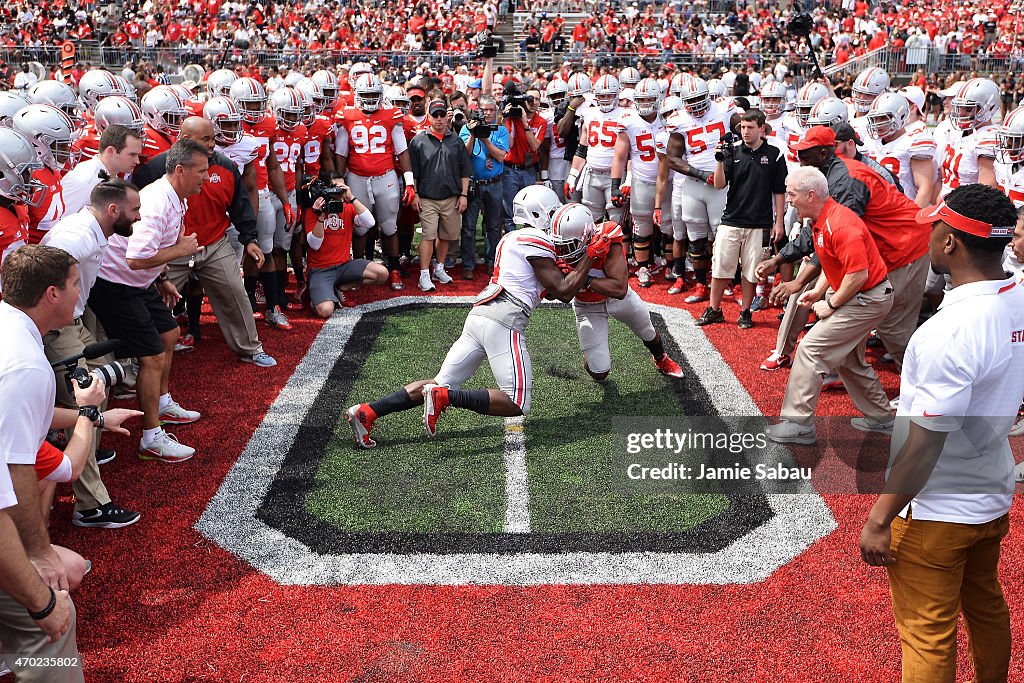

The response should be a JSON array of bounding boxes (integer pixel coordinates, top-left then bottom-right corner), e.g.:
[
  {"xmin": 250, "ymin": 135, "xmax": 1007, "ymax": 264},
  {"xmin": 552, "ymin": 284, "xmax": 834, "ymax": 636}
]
[
  {"xmin": 496, "ymin": 82, "xmax": 546, "ymax": 234},
  {"xmin": 460, "ymin": 95, "xmax": 510, "ymax": 279},
  {"xmin": 694, "ymin": 109, "xmax": 787, "ymax": 330},
  {"xmin": 304, "ymin": 177, "xmax": 388, "ymax": 317},
  {"xmin": 40, "ymin": 179, "xmax": 143, "ymax": 529}
]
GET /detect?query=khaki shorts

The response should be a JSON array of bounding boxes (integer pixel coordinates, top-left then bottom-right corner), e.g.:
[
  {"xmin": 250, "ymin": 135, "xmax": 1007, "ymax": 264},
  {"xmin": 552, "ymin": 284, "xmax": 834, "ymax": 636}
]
[
  {"xmin": 711, "ymin": 224, "xmax": 767, "ymax": 283},
  {"xmin": 419, "ymin": 196, "xmax": 462, "ymax": 241}
]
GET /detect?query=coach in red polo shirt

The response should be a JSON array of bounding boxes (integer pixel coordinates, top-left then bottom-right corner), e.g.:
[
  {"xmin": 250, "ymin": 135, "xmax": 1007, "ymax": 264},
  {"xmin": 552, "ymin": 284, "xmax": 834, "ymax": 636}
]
[{"xmin": 767, "ymin": 166, "xmax": 895, "ymax": 444}]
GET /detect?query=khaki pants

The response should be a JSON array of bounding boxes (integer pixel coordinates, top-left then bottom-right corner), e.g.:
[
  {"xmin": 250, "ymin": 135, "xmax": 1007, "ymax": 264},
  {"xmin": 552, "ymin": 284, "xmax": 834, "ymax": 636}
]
[
  {"xmin": 0, "ymin": 591, "xmax": 82, "ymax": 683},
  {"xmin": 43, "ymin": 318, "xmax": 112, "ymax": 511},
  {"xmin": 887, "ymin": 512, "xmax": 1011, "ymax": 683},
  {"xmin": 166, "ymin": 236, "xmax": 263, "ymax": 357},
  {"xmin": 775, "ymin": 278, "xmax": 813, "ymax": 358},
  {"xmin": 780, "ymin": 281, "xmax": 893, "ymax": 422},
  {"xmin": 875, "ymin": 254, "xmax": 929, "ymax": 370}
]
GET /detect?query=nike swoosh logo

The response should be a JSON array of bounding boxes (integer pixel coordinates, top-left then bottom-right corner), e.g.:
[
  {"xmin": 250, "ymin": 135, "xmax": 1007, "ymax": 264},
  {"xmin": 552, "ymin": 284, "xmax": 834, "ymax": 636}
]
[{"xmin": 922, "ymin": 411, "xmax": 944, "ymax": 417}]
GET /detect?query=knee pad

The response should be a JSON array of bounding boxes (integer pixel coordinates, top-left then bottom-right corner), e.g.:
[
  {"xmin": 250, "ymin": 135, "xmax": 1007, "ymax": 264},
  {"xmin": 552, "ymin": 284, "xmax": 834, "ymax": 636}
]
[
  {"xmin": 687, "ymin": 238, "xmax": 708, "ymax": 262},
  {"xmin": 632, "ymin": 237, "xmax": 651, "ymax": 253}
]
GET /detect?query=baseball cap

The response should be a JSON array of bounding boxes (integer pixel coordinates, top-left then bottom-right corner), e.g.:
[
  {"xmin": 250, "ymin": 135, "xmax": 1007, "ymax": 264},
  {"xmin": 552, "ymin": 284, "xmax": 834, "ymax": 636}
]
[
  {"xmin": 899, "ymin": 86, "xmax": 926, "ymax": 111},
  {"xmin": 915, "ymin": 200, "xmax": 1015, "ymax": 238},
  {"xmin": 468, "ymin": 78, "xmax": 482, "ymax": 89},
  {"xmin": 428, "ymin": 99, "xmax": 448, "ymax": 116},
  {"xmin": 938, "ymin": 83, "xmax": 964, "ymax": 98},
  {"xmin": 407, "ymin": 86, "xmax": 427, "ymax": 98},
  {"xmin": 832, "ymin": 122, "xmax": 863, "ymax": 146},
  {"xmin": 791, "ymin": 125, "xmax": 836, "ymax": 150}
]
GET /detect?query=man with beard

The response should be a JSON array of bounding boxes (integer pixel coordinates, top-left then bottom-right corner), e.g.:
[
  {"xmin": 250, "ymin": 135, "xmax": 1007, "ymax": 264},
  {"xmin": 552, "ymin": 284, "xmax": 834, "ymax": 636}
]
[{"xmin": 40, "ymin": 179, "xmax": 143, "ymax": 528}]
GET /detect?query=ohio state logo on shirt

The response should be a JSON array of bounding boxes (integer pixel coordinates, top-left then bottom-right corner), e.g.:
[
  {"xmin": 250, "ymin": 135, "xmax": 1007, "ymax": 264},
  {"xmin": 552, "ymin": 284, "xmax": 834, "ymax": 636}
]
[
  {"xmin": 208, "ymin": 173, "xmax": 222, "ymax": 184},
  {"xmin": 325, "ymin": 214, "xmax": 343, "ymax": 231}
]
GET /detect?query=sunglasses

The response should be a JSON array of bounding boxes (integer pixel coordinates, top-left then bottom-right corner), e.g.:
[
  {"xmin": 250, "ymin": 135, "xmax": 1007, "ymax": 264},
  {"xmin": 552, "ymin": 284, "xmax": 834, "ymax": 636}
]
[{"xmin": 429, "ymin": 111, "xmax": 448, "ymax": 118}]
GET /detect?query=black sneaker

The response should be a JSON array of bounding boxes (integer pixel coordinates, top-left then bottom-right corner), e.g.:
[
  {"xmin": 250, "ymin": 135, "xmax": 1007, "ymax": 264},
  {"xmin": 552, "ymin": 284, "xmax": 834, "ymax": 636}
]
[
  {"xmin": 95, "ymin": 448, "xmax": 116, "ymax": 465},
  {"xmin": 695, "ymin": 306, "xmax": 724, "ymax": 326},
  {"xmin": 738, "ymin": 310, "xmax": 754, "ymax": 329},
  {"xmin": 72, "ymin": 503, "xmax": 141, "ymax": 529}
]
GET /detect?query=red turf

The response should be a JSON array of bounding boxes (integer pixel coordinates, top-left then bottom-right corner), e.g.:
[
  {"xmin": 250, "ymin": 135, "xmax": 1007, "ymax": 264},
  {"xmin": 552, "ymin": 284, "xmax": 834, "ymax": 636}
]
[{"xmin": 52, "ymin": 269, "xmax": 1024, "ymax": 682}]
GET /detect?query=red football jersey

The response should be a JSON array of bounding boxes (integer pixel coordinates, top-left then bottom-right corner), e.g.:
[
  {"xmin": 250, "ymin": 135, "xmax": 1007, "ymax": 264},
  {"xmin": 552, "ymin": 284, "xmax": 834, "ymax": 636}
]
[
  {"xmin": 273, "ymin": 123, "xmax": 308, "ymax": 192},
  {"xmin": 337, "ymin": 107, "xmax": 404, "ymax": 177},
  {"xmin": 72, "ymin": 124, "xmax": 99, "ymax": 161},
  {"xmin": 243, "ymin": 114, "xmax": 279, "ymax": 191},
  {"xmin": 27, "ymin": 167, "xmax": 65, "ymax": 243},
  {"xmin": 185, "ymin": 99, "xmax": 205, "ymax": 117},
  {"xmin": 575, "ymin": 221, "xmax": 625, "ymax": 304},
  {"xmin": 305, "ymin": 201, "xmax": 356, "ymax": 269},
  {"xmin": 140, "ymin": 126, "xmax": 176, "ymax": 164},
  {"xmin": 0, "ymin": 204, "xmax": 29, "ymax": 267},
  {"xmin": 302, "ymin": 115, "xmax": 334, "ymax": 180},
  {"xmin": 403, "ymin": 113, "xmax": 430, "ymax": 142}
]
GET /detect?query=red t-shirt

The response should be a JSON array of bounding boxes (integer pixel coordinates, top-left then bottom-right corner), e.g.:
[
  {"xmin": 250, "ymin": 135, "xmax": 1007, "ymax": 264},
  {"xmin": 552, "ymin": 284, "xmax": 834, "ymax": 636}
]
[
  {"xmin": 812, "ymin": 198, "xmax": 888, "ymax": 292},
  {"xmin": 842, "ymin": 156, "xmax": 929, "ymax": 271},
  {"xmin": 305, "ymin": 202, "xmax": 356, "ymax": 269}
]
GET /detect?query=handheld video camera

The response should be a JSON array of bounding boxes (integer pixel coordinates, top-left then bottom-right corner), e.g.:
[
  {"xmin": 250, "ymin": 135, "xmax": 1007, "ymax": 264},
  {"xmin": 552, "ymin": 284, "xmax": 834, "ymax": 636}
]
[
  {"xmin": 474, "ymin": 30, "xmax": 506, "ymax": 60},
  {"xmin": 714, "ymin": 131, "xmax": 737, "ymax": 161},
  {"xmin": 467, "ymin": 110, "xmax": 493, "ymax": 138},
  {"xmin": 504, "ymin": 84, "xmax": 530, "ymax": 120},
  {"xmin": 309, "ymin": 178, "xmax": 348, "ymax": 215}
]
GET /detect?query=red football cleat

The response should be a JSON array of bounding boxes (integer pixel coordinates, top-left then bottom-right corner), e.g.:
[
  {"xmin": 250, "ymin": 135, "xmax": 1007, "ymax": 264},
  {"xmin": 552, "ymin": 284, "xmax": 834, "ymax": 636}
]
[
  {"xmin": 389, "ymin": 269, "xmax": 404, "ymax": 291},
  {"xmin": 653, "ymin": 354, "xmax": 684, "ymax": 378},
  {"xmin": 422, "ymin": 384, "xmax": 450, "ymax": 437},
  {"xmin": 684, "ymin": 283, "xmax": 709, "ymax": 304},
  {"xmin": 346, "ymin": 404, "xmax": 378, "ymax": 448},
  {"xmin": 760, "ymin": 352, "xmax": 792, "ymax": 371},
  {"xmin": 667, "ymin": 277, "xmax": 688, "ymax": 295}
]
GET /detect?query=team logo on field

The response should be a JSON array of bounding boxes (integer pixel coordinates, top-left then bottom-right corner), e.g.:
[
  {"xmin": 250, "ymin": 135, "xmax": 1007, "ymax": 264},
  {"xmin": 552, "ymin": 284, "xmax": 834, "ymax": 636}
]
[{"xmin": 198, "ymin": 297, "xmax": 834, "ymax": 585}]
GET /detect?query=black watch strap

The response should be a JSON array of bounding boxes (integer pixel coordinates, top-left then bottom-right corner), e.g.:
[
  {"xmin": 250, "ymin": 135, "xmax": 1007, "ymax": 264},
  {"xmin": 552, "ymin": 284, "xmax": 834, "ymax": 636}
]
[{"xmin": 79, "ymin": 405, "xmax": 101, "ymax": 424}]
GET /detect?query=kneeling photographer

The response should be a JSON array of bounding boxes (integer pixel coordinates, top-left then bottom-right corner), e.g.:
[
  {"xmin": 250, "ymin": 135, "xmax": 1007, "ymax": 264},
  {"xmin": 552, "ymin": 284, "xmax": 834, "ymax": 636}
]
[
  {"xmin": 304, "ymin": 177, "xmax": 389, "ymax": 318},
  {"xmin": 460, "ymin": 95, "xmax": 510, "ymax": 279}
]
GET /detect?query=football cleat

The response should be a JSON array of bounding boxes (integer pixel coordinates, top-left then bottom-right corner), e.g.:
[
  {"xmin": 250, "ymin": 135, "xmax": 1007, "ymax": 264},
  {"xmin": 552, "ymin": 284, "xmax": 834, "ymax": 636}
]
[
  {"xmin": 684, "ymin": 283, "xmax": 709, "ymax": 304},
  {"xmin": 653, "ymin": 355, "xmax": 684, "ymax": 378},
  {"xmin": 667, "ymin": 277, "xmax": 688, "ymax": 295},
  {"xmin": 389, "ymin": 269, "xmax": 404, "ymax": 291},
  {"xmin": 636, "ymin": 266, "xmax": 652, "ymax": 288},
  {"xmin": 346, "ymin": 404, "xmax": 378, "ymax": 448},
  {"xmin": 422, "ymin": 384, "xmax": 450, "ymax": 438}
]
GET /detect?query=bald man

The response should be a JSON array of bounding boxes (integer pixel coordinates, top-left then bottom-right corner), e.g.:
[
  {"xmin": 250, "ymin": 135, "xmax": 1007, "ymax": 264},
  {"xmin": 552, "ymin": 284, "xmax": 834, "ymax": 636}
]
[{"xmin": 132, "ymin": 117, "xmax": 277, "ymax": 367}]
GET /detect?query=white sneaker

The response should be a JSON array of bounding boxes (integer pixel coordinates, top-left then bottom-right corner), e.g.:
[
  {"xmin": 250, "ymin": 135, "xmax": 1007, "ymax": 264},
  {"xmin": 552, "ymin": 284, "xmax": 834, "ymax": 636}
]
[
  {"xmin": 418, "ymin": 271, "xmax": 436, "ymax": 291},
  {"xmin": 139, "ymin": 431, "xmax": 195, "ymax": 463},
  {"xmin": 766, "ymin": 419, "xmax": 817, "ymax": 444},
  {"xmin": 636, "ymin": 266, "xmax": 652, "ymax": 288},
  {"xmin": 433, "ymin": 265, "xmax": 453, "ymax": 284},
  {"xmin": 1015, "ymin": 461, "xmax": 1024, "ymax": 482},
  {"xmin": 241, "ymin": 352, "xmax": 277, "ymax": 367},
  {"xmin": 851, "ymin": 416, "xmax": 895, "ymax": 434},
  {"xmin": 159, "ymin": 399, "xmax": 201, "ymax": 425}
]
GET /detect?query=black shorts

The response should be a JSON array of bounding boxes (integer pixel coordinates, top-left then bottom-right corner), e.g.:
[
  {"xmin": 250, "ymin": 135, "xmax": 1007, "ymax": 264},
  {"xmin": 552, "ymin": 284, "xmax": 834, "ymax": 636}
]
[
  {"xmin": 308, "ymin": 259, "xmax": 371, "ymax": 305},
  {"xmin": 87, "ymin": 278, "xmax": 178, "ymax": 357}
]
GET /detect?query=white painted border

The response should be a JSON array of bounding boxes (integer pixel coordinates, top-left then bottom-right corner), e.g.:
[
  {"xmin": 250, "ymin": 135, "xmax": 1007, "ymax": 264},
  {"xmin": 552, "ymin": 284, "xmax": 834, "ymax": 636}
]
[{"xmin": 196, "ymin": 296, "xmax": 836, "ymax": 585}]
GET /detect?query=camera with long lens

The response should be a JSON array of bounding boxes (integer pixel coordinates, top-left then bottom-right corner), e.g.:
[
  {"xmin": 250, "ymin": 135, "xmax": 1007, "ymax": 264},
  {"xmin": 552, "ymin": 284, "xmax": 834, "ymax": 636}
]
[
  {"xmin": 503, "ymin": 84, "xmax": 529, "ymax": 120},
  {"xmin": 715, "ymin": 131, "xmax": 736, "ymax": 161},
  {"xmin": 473, "ymin": 30, "xmax": 506, "ymax": 60},
  {"xmin": 65, "ymin": 363, "xmax": 124, "ymax": 396},
  {"xmin": 308, "ymin": 177, "xmax": 347, "ymax": 215},
  {"xmin": 788, "ymin": 12, "xmax": 814, "ymax": 37},
  {"xmin": 468, "ymin": 110, "xmax": 493, "ymax": 138}
]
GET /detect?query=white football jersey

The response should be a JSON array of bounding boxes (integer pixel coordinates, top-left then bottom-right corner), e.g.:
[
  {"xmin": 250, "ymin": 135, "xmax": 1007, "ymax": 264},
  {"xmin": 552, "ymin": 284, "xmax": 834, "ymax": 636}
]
[
  {"xmin": 581, "ymin": 105, "xmax": 631, "ymax": 170},
  {"xmin": 938, "ymin": 122, "xmax": 998, "ymax": 197},
  {"xmin": 220, "ymin": 133, "xmax": 262, "ymax": 175},
  {"xmin": 618, "ymin": 111, "xmax": 665, "ymax": 183},
  {"xmin": 995, "ymin": 161, "xmax": 1024, "ymax": 207},
  {"xmin": 866, "ymin": 129, "xmax": 937, "ymax": 202},
  {"xmin": 655, "ymin": 129, "xmax": 685, "ymax": 190},
  {"xmin": 489, "ymin": 227, "xmax": 557, "ymax": 312},
  {"xmin": 850, "ymin": 114, "xmax": 870, "ymax": 152},
  {"xmin": 671, "ymin": 100, "xmax": 736, "ymax": 172},
  {"xmin": 772, "ymin": 111, "xmax": 805, "ymax": 169},
  {"xmin": 542, "ymin": 107, "xmax": 569, "ymax": 179}
]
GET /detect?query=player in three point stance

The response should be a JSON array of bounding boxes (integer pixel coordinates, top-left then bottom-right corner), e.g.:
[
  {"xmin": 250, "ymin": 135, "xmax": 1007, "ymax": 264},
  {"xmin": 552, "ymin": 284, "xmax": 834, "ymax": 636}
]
[
  {"xmin": 346, "ymin": 191, "xmax": 608, "ymax": 448},
  {"xmin": 563, "ymin": 203, "xmax": 685, "ymax": 382}
]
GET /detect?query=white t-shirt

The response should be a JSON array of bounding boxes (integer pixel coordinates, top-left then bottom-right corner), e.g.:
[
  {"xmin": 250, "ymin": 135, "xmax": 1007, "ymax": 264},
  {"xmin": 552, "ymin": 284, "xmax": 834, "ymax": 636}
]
[
  {"xmin": 891, "ymin": 276, "xmax": 1024, "ymax": 523},
  {"xmin": 0, "ymin": 303, "xmax": 51, "ymax": 506},
  {"xmin": 41, "ymin": 208, "xmax": 108, "ymax": 318}
]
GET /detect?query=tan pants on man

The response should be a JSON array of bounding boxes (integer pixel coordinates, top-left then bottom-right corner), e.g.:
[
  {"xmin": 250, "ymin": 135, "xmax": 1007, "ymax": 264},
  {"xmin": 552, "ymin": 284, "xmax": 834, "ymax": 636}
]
[
  {"xmin": 43, "ymin": 317, "xmax": 113, "ymax": 512},
  {"xmin": 887, "ymin": 511, "xmax": 1011, "ymax": 683},
  {"xmin": 780, "ymin": 280, "xmax": 893, "ymax": 422},
  {"xmin": 0, "ymin": 592, "xmax": 82, "ymax": 683},
  {"xmin": 166, "ymin": 235, "xmax": 264, "ymax": 358}
]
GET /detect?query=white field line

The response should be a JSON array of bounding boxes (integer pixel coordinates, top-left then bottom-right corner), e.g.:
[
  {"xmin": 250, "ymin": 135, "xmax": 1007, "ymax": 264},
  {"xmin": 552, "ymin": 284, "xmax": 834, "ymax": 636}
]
[{"xmin": 503, "ymin": 415, "xmax": 531, "ymax": 533}]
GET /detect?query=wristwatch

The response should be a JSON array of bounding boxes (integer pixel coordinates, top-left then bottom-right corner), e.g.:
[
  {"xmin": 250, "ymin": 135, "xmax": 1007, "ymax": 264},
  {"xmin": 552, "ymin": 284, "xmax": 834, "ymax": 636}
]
[
  {"xmin": 79, "ymin": 405, "xmax": 104, "ymax": 428},
  {"xmin": 826, "ymin": 297, "xmax": 838, "ymax": 311}
]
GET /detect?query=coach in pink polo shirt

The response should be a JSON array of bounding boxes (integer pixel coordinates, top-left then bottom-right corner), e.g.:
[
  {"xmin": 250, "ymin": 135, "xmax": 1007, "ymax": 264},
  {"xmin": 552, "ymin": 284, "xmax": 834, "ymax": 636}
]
[{"xmin": 88, "ymin": 140, "xmax": 207, "ymax": 464}]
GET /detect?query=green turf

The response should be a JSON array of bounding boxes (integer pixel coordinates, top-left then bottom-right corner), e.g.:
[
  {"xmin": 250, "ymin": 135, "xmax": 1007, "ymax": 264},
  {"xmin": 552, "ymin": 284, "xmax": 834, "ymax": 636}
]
[{"xmin": 306, "ymin": 305, "xmax": 729, "ymax": 536}]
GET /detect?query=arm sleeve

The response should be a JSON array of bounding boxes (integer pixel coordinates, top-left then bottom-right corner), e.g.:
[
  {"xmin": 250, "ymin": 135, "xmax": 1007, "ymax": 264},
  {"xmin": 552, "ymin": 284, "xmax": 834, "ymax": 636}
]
[
  {"xmin": 334, "ymin": 124, "xmax": 349, "ymax": 157},
  {"xmin": 305, "ymin": 232, "xmax": 324, "ymax": 250},
  {"xmin": 226, "ymin": 160, "xmax": 259, "ymax": 245},
  {"xmin": 354, "ymin": 207, "xmax": 375, "ymax": 229},
  {"xmin": 392, "ymin": 124, "xmax": 408, "ymax": 155}
]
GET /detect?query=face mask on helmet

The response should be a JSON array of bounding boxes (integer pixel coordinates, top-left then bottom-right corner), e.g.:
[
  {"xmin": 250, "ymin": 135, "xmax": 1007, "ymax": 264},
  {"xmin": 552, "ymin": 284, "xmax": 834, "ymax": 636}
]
[
  {"xmin": 214, "ymin": 117, "xmax": 242, "ymax": 144},
  {"xmin": 950, "ymin": 100, "xmax": 980, "ymax": 130},
  {"xmin": 998, "ymin": 129, "xmax": 1024, "ymax": 164},
  {"xmin": 239, "ymin": 98, "xmax": 266, "ymax": 123},
  {"xmin": 852, "ymin": 90, "xmax": 877, "ymax": 114},
  {"xmin": 683, "ymin": 94, "xmax": 710, "ymax": 119},
  {"xmin": 596, "ymin": 93, "xmax": 617, "ymax": 112},
  {"xmin": 761, "ymin": 96, "xmax": 783, "ymax": 116},
  {"xmin": 276, "ymin": 107, "xmax": 301, "ymax": 130},
  {"xmin": 866, "ymin": 112, "xmax": 899, "ymax": 140},
  {"xmin": 358, "ymin": 92, "xmax": 382, "ymax": 113},
  {"xmin": 547, "ymin": 91, "xmax": 566, "ymax": 106},
  {"xmin": 796, "ymin": 104, "xmax": 815, "ymax": 128}
]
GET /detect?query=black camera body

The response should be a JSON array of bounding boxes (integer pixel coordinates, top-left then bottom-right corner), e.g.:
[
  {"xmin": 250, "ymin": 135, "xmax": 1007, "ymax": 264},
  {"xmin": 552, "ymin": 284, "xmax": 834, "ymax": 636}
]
[
  {"xmin": 468, "ymin": 110, "xmax": 493, "ymax": 138},
  {"xmin": 309, "ymin": 178, "xmax": 347, "ymax": 215},
  {"xmin": 474, "ymin": 31, "xmax": 506, "ymax": 60},
  {"xmin": 504, "ymin": 85, "xmax": 529, "ymax": 120},
  {"xmin": 65, "ymin": 363, "xmax": 124, "ymax": 397},
  {"xmin": 788, "ymin": 12, "xmax": 814, "ymax": 37},
  {"xmin": 715, "ymin": 132, "xmax": 737, "ymax": 161}
]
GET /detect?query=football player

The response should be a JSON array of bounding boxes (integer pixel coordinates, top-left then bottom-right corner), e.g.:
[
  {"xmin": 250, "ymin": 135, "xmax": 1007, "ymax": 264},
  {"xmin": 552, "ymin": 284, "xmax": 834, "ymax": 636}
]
[
  {"xmin": 848, "ymin": 68, "xmax": 890, "ymax": 148},
  {"xmin": 865, "ymin": 92, "xmax": 937, "ymax": 207},
  {"xmin": 654, "ymin": 96, "xmax": 686, "ymax": 293},
  {"xmin": 268, "ymin": 87, "xmax": 309, "ymax": 313},
  {"xmin": 345, "ymin": 200, "xmax": 605, "ymax": 448},
  {"xmin": 12, "ymin": 105, "xmax": 76, "ymax": 243},
  {"xmin": 139, "ymin": 85, "xmax": 187, "ymax": 163},
  {"xmin": 996, "ymin": 104, "xmax": 1024, "ymax": 207},
  {"xmin": 335, "ymin": 72, "xmax": 415, "ymax": 290},
  {"xmin": 566, "ymin": 74, "xmax": 629, "ymax": 225},
  {"xmin": 230, "ymin": 76, "xmax": 295, "ymax": 329},
  {"xmin": 611, "ymin": 77, "xmax": 667, "ymax": 287},
  {"xmin": 72, "ymin": 69, "xmax": 128, "ymax": 161},
  {"xmin": 937, "ymin": 78, "xmax": 1001, "ymax": 199},
  {"xmin": 543, "ymin": 80, "xmax": 570, "ymax": 202},
  {"xmin": 662, "ymin": 76, "xmax": 739, "ymax": 304},
  {"xmin": 0, "ymin": 129, "xmax": 43, "ymax": 289}
]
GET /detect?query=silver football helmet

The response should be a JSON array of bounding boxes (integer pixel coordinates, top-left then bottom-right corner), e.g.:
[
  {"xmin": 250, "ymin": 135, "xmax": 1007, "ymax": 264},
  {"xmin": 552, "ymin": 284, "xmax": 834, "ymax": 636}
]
[
  {"xmin": 270, "ymin": 87, "xmax": 304, "ymax": 131},
  {"xmin": 866, "ymin": 92, "xmax": 911, "ymax": 141},
  {"xmin": 549, "ymin": 202, "xmax": 596, "ymax": 264},
  {"xmin": 634, "ymin": 78, "xmax": 662, "ymax": 117},
  {"xmin": 26, "ymin": 80, "xmax": 84, "ymax": 132},
  {"xmin": 382, "ymin": 85, "xmax": 410, "ymax": 114},
  {"xmin": 0, "ymin": 91, "xmax": 28, "ymax": 128},
  {"xmin": 11, "ymin": 104, "xmax": 76, "ymax": 172},
  {"xmin": 707, "ymin": 78, "xmax": 727, "ymax": 101},
  {"xmin": 203, "ymin": 96, "xmax": 244, "ymax": 145},
  {"xmin": 950, "ymin": 77, "xmax": 1000, "ymax": 130},
  {"xmin": 997, "ymin": 105, "xmax": 1024, "ymax": 164},
  {"xmin": 207, "ymin": 69, "xmax": 238, "ymax": 99},
  {"xmin": 807, "ymin": 97, "xmax": 849, "ymax": 128},
  {"xmin": 795, "ymin": 82, "xmax": 830, "ymax": 127},
  {"xmin": 229, "ymin": 77, "xmax": 268, "ymax": 124},
  {"xmin": 512, "ymin": 185, "xmax": 562, "ymax": 231},
  {"xmin": 93, "ymin": 96, "xmax": 146, "ymax": 137},
  {"xmin": 566, "ymin": 73, "xmax": 592, "ymax": 98},
  {"xmin": 851, "ymin": 67, "xmax": 890, "ymax": 113},
  {"xmin": 0, "ymin": 128, "xmax": 45, "ymax": 207},
  {"xmin": 77, "ymin": 69, "xmax": 127, "ymax": 111},
  {"xmin": 760, "ymin": 80, "xmax": 787, "ymax": 117},
  {"xmin": 311, "ymin": 69, "xmax": 340, "ymax": 110},
  {"xmin": 141, "ymin": 85, "xmax": 188, "ymax": 135},
  {"xmin": 668, "ymin": 73, "xmax": 691, "ymax": 98},
  {"xmin": 618, "ymin": 66, "xmax": 641, "ymax": 89},
  {"xmin": 353, "ymin": 73, "xmax": 384, "ymax": 113},
  {"xmin": 680, "ymin": 77, "xmax": 712, "ymax": 119},
  {"xmin": 545, "ymin": 79, "xmax": 568, "ymax": 107}
]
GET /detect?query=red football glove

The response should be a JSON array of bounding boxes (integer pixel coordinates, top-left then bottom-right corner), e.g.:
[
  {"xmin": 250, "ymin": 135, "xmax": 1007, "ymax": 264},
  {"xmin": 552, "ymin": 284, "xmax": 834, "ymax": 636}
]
[
  {"xmin": 564, "ymin": 180, "xmax": 574, "ymax": 197},
  {"xmin": 403, "ymin": 185, "xmax": 417, "ymax": 205},
  {"xmin": 555, "ymin": 258, "xmax": 573, "ymax": 275},
  {"xmin": 283, "ymin": 203, "xmax": 296, "ymax": 228},
  {"xmin": 620, "ymin": 184, "xmax": 631, "ymax": 199},
  {"xmin": 653, "ymin": 208, "xmax": 662, "ymax": 227},
  {"xmin": 586, "ymin": 231, "xmax": 611, "ymax": 261}
]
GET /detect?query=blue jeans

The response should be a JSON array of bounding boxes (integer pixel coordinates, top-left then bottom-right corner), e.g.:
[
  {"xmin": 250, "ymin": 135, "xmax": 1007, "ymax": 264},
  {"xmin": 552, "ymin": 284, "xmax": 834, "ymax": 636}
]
[
  {"xmin": 462, "ymin": 179, "xmax": 504, "ymax": 269},
  {"xmin": 502, "ymin": 165, "xmax": 537, "ymax": 233}
]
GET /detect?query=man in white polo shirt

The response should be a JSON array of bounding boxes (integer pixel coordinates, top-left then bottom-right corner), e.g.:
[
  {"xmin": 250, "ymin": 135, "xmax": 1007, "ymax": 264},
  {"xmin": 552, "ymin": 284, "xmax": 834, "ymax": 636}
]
[
  {"xmin": 0, "ymin": 245, "xmax": 81, "ymax": 681},
  {"xmin": 60, "ymin": 124, "xmax": 143, "ymax": 218},
  {"xmin": 41, "ymin": 178, "xmax": 142, "ymax": 528},
  {"xmin": 859, "ymin": 183, "xmax": 1024, "ymax": 682},
  {"xmin": 88, "ymin": 140, "xmax": 206, "ymax": 463}
]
